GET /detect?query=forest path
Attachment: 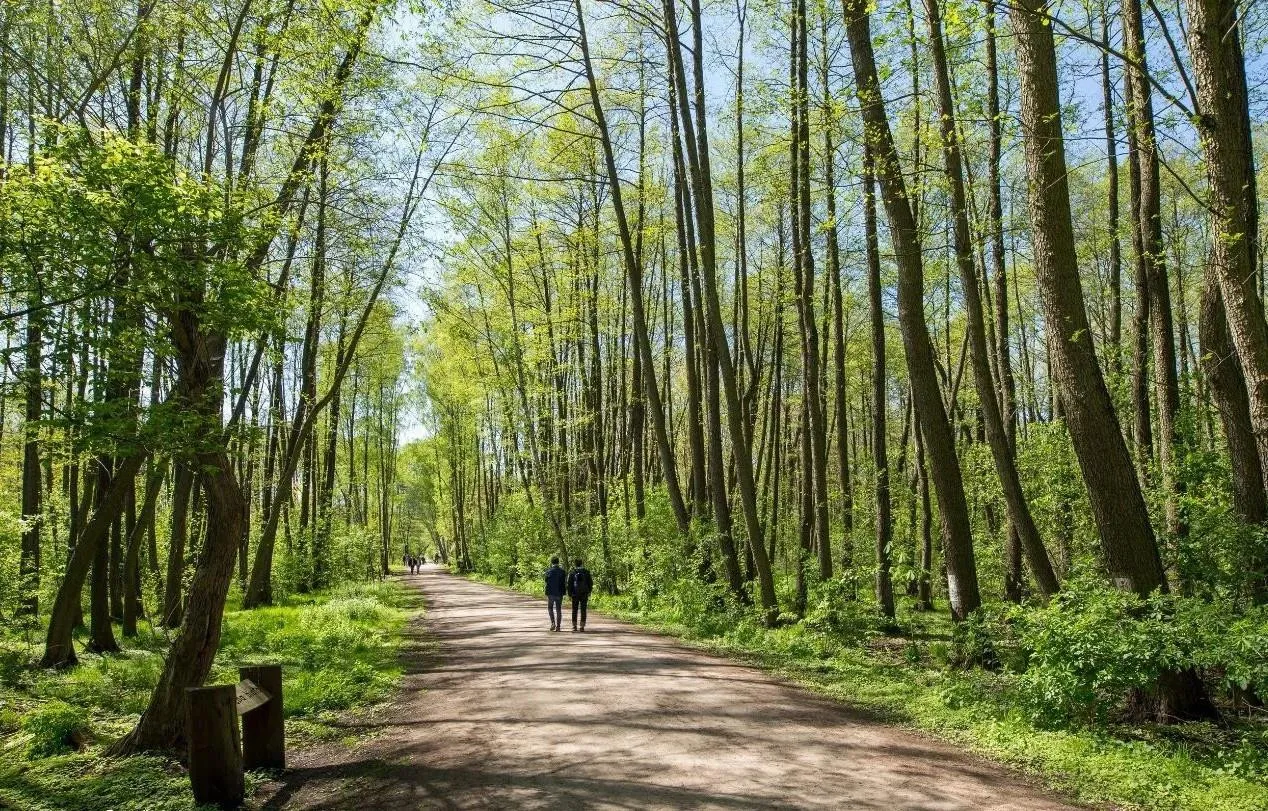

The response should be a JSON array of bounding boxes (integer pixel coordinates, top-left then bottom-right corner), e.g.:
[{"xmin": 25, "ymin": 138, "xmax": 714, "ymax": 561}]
[{"xmin": 261, "ymin": 566, "xmax": 1083, "ymax": 810}]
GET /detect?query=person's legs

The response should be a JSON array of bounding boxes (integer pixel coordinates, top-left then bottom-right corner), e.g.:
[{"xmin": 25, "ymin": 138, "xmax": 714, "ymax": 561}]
[
  {"xmin": 580, "ymin": 595, "xmax": 588, "ymax": 630},
  {"xmin": 548, "ymin": 597, "xmax": 561, "ymax": 630},
  {"xmin": 570, "ymin": 598, "xmax": 579, "ymax": 630}
]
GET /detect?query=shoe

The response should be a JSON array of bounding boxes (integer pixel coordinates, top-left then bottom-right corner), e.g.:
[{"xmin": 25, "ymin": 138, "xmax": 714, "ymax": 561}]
[
  {"xmin": 580, "ymin": 626, "xmax": 586, "ymax": 632},
  {"xmin": 550, "ymin": 624, "xmax": 556, "ymax": 631},
  {"xmin": 572, "ymin": 625, "xmax": 578, "ymax": 632}
]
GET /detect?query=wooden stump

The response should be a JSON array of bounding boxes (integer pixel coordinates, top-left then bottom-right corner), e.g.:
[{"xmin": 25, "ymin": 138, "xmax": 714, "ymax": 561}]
[
  {"xmin": 186, "ymin": 685, "xmax": 243, "ymax": 809},
  {"xmin": 240, "ymin": 664, "xmax": 285, "ymax": 770}
]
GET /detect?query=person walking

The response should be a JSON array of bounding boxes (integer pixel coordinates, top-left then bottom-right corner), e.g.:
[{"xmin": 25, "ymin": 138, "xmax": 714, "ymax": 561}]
[
  {"xmin": 568, "ymin": 559, "xmax": 593, "ymax": 632},
  {"xmin": 544, "ymin": 556, "xmax": 567, "ymax": 631}
]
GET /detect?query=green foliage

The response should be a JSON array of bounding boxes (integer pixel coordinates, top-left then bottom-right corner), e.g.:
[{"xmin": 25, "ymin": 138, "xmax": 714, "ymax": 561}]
[
  {"xmin": 1006, "ymin": 580, "xmax": 1268, "ymax": 727},
  {"xmin": 216, "ymin": 582, "xmax": 408, "ymax": 718},
  {"xmin": 803, "ymin": 576, "xmax": 884, "ymax": 645},
  {"xmin": 0, "ymin": 753, "xmax": 221, "ymax": 811},
  {"xmin": 0, "ymin": 581, "xmax": 411, "ymax": 810},
  {"xmin": 21, "ymin": 702, "xmax": 89, "ymax": 758}
]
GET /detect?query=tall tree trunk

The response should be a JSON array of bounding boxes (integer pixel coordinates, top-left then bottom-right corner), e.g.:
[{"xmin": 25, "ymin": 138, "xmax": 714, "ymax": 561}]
[
  {"xmin": 925, "ymin": 0, "xmax": 1059, "ymax": 596},
  {"xmin": 791, "ymin": 0, "xmax": 832, "ymax": 580},
  {"xmin": 1009, "ymin": 0, "xmax": 1165, "ymax": 596},
  {"xmin": 162, "ymin": 463, "xmax": 194, "ymax": 627},
  {"xmin": 1184, "ymin": 0, "xmax": 1268, "ymax": 601},
  {"xmin": 863, "ymin": 143, "xmax": 895, "ymax": 620},
  {"xmin": 1100, "ymin": 4, "xmax": 1123, "ymax": 364},
  {"xmin": 1122, "ymin": 0, "xmax": 1184, "ymax": 542},
  {"xmin": 986, "ymin": 0, "xmax": 1026, "ymax": 601},
  {"xmin": 844, "ymin": 0, "xmax": 982, "ymax": 620},
  {"xmin": 574, "ymin": 0, "xmax": 691, "ymax": 536},
  {"xmin": 823, "ymin": 8, "xmax": 853, "ymax": 570},
  {"xmin": 662, "ymin": 0, "xmax": 778, "ymax": 620},
  {"xmin": 19, "ymin": 290, "xmax": 42, "ymax": 617},
  {"xmin": 1009, "ymin": 0, "xmax": 1214, "ymax": 722}
]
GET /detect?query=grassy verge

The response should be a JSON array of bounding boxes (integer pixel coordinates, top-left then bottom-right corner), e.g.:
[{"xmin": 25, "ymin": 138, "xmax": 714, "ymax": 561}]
[
  {"xmin": 467, "ymin": 570, "xmax": 1267, "ymax": 811},
  {"xmin": 0, "ymin": 580, "xmax": 413, "ymax": 811}
]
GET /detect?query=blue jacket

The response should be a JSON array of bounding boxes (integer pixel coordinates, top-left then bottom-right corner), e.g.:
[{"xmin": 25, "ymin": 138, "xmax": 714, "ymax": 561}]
[{"xmin": 544, "ymin": 565, "xmax": 567, "ymax": 598}]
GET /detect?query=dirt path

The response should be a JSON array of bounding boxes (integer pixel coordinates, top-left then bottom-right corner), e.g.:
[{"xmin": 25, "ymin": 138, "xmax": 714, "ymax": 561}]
[{"xmin": 262, "ymin": 567, "xmax": 1083, "ymax": 810}]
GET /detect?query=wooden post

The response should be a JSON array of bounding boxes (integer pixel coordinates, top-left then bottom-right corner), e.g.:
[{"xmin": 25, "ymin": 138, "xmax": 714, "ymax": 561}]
[
  {"xmin": 239, "ymin": 664, "xmax": 285, "ymax": 770},
  {"xmin": 186, "ymin": 685, "xmax": 244, "ymax": 809}
]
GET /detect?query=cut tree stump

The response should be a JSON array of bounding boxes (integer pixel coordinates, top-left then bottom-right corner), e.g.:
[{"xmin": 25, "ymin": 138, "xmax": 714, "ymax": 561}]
[
  {"xmin": 186, "ymin": 684, "xmax": 244, "ymax": 809},
  {"xmin": 240, "ymin": 664, "xmax": 285, "ymax": 770}
]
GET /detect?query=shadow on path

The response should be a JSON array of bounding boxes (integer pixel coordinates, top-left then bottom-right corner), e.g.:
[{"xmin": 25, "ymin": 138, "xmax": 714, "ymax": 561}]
[{"xmin": 259, "ymin": 567, "xmax": 1084, "ymax": 811}]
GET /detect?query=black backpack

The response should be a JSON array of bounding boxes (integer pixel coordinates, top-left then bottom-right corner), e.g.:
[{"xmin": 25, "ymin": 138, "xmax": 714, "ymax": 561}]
[{"xmin": 572, "ymin": 568, "xmax": 593, "ymax": 596}]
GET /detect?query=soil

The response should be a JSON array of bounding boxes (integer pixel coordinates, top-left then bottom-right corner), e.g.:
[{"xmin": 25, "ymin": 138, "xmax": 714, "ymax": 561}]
[{"xmin": 258, "ymin": 566, "xmax": 1085, "ymax": 810}]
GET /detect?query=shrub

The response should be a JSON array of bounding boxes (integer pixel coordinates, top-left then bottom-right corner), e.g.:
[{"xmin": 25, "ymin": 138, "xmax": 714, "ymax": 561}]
[
  {"xmin": 804, "ymin": 576, "xmax": 882, "ymax": 645},
  {"xmin": 23, "ymin": 701, "xmax": 89, "ymax": 758},
  {"xmin": 1010, "ymin": 578, "xmax": 1268, "ymax": 727}
]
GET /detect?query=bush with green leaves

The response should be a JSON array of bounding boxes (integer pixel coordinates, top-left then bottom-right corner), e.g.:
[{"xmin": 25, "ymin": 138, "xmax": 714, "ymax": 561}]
[
  {"xmin": 22, "ymin": 701, "xmax": 89, "ymax": 758},
  {"xmin": 1009, "ymin": 579, "xmax": 1268, "ymax": 727}
]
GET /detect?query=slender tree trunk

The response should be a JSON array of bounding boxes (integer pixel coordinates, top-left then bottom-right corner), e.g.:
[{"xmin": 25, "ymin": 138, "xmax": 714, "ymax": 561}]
[
  {"xmin": 1122, "ymin": 0, "xmax": 1184, "ymax": 542},
  {"xmin": 863, "ymin": 143, "xmax": 895, "ymax": 620},
  {"xmin": 163, "ymin": 463, "xmax": 194, "ymax": 627},
  {"xmin": 925, "ymin": 0, "xmax": 1059, "ymax": 596},
  {"xmin": 662, "ymin": 0, "xmax": 777, "ymax": 620},
  {"xmin": 844, "ymin": 0, "xmax": 982, "ymax": 620},
  {"xmin": 1100, "ymin": 4, "xmax": 1123, "ymax": 365},
  {"xmin": 19, "ymin": 291, "xmax": 42, "ymax": 617},
  {"xmin": 791, "ymin": 0, "xmax": 832, "ymax": 580},
  {"xmin": 574, "ymin": 0, "xmax": 691, "ymax": 536}
]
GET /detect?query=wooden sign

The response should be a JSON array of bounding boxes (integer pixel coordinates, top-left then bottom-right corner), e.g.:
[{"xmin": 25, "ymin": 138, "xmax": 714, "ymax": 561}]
[{"xmin": 235, "ymin": 679, "xmax": 271, "ymax": 716}]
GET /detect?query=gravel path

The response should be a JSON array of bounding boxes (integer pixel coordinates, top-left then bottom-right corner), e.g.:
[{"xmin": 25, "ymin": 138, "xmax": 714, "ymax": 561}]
[{"xmin": 262, "ymin": 566, "xmax": 1083, "ymax": 810}]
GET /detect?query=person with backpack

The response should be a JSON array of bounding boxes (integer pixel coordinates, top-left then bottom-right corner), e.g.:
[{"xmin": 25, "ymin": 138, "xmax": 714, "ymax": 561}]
[
  {"xmin": 544, "ymin": 556, "xmax": 567, "ymax": 631},
  {"xmin": 567, "ymin": 559, "xmax": 593, "ymax": 632}
]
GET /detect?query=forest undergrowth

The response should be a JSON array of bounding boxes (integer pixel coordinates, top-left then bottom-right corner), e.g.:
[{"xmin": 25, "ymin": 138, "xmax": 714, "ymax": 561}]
[{"xmin": 0, "ymin": 581, "xmax": 412, "ymax": 811}]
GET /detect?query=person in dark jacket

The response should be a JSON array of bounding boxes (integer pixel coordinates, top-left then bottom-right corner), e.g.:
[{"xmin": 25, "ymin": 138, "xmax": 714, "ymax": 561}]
[
  {"xmin": 567, "ymin": 559, "xmax": 593, "ymax": 631},
  {"xmin": 544, "ymin": 556, "xmax": 567, "ymax": 631}
]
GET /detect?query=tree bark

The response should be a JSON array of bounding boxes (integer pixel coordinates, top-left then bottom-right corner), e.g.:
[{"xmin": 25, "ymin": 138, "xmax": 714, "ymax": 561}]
[
  {"xmin": 925, "ymin": 0, "xmax": 1059, "ymax": 597},
  {"xmin": 1008, "ymin": 0, "xmax": 1166, "ymax": 598},
  {"xmin": 844, "ymin": 0, "xmax": 982, "ymax": 620},
  {"xmin": 863, "ymin": 143, "xmax": 895, "ymax": 620}
]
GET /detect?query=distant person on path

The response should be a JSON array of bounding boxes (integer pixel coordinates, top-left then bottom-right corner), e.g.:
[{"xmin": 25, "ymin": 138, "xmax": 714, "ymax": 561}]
[
  {"xmin": 544, "ymin": 556, "xmax": 567, "ymax": 631},
  {"xmin": 568, "ymin": 559, "xmax": 593, "ymax": 632}
]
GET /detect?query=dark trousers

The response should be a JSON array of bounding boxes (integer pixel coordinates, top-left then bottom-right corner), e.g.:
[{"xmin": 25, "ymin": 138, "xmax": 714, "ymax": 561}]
[
  {"xmin": 571, "ymin": 594, "xmax": 589, "ymax": 628},
  {"xmin": 547, "ymin": 596, "xmax": 563, "ymax": 628}
]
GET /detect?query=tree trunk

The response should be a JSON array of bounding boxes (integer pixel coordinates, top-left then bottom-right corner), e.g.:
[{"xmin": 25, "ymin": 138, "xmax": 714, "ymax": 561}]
[
  {"xmin": 844, "ymin": 0, "xmax": 982, "ymax": 620},
  {"xmin": 925, "ymin": 0, "xmax": 1059, "ymax": 597},
  {"xmin": 1122, "ymin": 0, "xmax": 1185, "ymax": 542},
  {"xmin": 1009, "ymin": 0, "xmax": 1165, "ymax": 596},
  {"xmin": 163, "ymin": 463, "xmax": 194, "ymax": 627},
  {"xmin": 19, "ymin": 292, "xmax": 42, "ymax": 617},
  {"xmin": 41, "ymin": 452, "xmax": 148, "ymax": 668},
  {"xmin": 863, "ymin": 143, "xmax": 895, "ymax": 620},
  {"xmin": 1185, "ymin": 0, "xmax": 1268, "ymax": 535}
]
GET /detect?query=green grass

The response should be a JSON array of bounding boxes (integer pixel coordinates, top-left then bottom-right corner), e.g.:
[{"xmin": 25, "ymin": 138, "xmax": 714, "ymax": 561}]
[
  {"xmin": 468, "ymin": 570, "xmax": 1268, "ymax": 811},
  {"xmin": 0, "ymin": 580, "xmax": 414, "ymax": 811}
]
